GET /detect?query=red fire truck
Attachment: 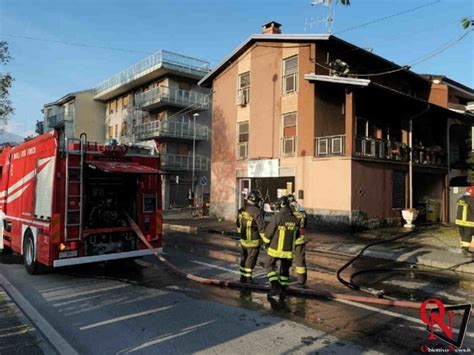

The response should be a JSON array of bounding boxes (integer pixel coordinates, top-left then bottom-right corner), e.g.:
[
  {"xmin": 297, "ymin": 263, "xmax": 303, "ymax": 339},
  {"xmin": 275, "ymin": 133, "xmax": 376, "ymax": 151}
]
[{"xmin": 0, "ymin": 131, "xmax": 162, "ymax": 274}]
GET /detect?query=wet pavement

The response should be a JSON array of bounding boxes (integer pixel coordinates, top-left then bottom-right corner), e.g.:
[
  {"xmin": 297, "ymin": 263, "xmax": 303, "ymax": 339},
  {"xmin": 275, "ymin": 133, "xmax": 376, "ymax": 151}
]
[{"xmin": 1, "ymin": 247, "xmax": 473, "ymax": 354}]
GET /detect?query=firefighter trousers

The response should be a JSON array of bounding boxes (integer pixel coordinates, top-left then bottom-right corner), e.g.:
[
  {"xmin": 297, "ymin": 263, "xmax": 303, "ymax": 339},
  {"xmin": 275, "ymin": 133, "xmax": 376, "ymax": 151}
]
[
  {"xmin": 459, "ymin": 227, "xmax": 473, "ymax": 249},
  {"xmin": 294, "ymin": 243, "xmax": 307, "ymax": 284},
  {"xmin": 240, "ymin": 246, "xmax": 260, "ymax": 279},
  {"xmin": 265, "ymin": 255, "xmax": 292, "ymax": 290}
]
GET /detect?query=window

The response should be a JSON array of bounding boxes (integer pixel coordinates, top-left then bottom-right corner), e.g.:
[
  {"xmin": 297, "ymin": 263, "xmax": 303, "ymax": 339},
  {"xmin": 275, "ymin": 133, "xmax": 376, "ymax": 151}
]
[
  {"xmin": 114, "ymin": 124, "xmax": 118, "ymax": 138},
  {"xmin": 123, "ymin": 95, "xmax": 129, "ymax": 109},
  {"xmin": 108, "ymin": 126, "xmax": 113, "ymax": 138},
  {"xmin": 236, "ymin": 72, "xmax": 250, "ymax": 106},
  {"xmin": 109, "ymin": 101, "xmax": 115, "ymax": 114},
  {"xmin": 283, "ymin": 56, "xmax": 298, "ymax": 94},
  {"xmin": 121, "ymin": 122, "xmax": 128, "ymax": 136},
  {"xmin": 237, "ymin": 122, "xmax": 249, "ymax": 160},
  {"xmin": 282, "ymin": 112, "xmax": 297, "ymax": 156}
]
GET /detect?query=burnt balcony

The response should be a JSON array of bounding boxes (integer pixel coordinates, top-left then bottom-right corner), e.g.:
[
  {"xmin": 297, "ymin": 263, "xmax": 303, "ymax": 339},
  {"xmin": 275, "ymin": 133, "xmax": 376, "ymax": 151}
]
[
  {"xmin": 161, "ymin": 153, "xmax": 209, "ymax": 171},
  {"xmin": 355, "ymin": 137, "xmax": 408, "ymax": 162},
  {"xmin": 354, "ymin": 137, "xmax": 446, "ymax": 166},
  {"xmin": 134, "ymin": 117, "xmax": 209, "ymax": 141},
  {"xmin": 135, "ymin": 86, "xmax": 210, "ymax": 111}
]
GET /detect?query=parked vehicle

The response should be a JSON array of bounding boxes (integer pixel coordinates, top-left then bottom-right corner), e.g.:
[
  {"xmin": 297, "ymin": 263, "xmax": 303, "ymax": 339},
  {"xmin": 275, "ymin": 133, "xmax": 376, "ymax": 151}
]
[{"xmin": 0, "ymin": 132, "xmax": 162, "ymax": 274}]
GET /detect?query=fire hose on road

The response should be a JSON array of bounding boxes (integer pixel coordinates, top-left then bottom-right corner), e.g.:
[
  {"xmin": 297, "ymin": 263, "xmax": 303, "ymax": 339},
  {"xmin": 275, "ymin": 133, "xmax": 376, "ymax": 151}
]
[{"xmin": 124, "ymin": 214, "xmax": 473, "ymax": 314}]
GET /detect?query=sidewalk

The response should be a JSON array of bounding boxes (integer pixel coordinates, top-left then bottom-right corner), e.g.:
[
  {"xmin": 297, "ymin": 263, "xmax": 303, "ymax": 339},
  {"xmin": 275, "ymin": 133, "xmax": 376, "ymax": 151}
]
[
  {"xmin": 0, "ymin": 288, "xmax": 44, "ymax": 355},
  {"xmin": 163, "ymin": 218, "xmax": 474, "ymax": 274}
]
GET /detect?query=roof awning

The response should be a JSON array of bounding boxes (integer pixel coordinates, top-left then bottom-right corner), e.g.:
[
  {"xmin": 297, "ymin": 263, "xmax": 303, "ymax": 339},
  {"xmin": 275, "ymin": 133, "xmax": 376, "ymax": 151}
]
[
  {"xmin": 304, "ymin": 73, "xmax": 371, "ymax": 87},
  {"xmin": 87, "ymin": 160, "xmax": 161, "ymax": 174}
]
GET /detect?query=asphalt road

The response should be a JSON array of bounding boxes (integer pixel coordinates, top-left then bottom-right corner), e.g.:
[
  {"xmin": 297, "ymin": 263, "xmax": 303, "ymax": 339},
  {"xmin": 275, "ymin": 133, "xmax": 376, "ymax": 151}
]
[{"xmin": 0, "ymin": 247, "xmax": 473, "ymax": 354}]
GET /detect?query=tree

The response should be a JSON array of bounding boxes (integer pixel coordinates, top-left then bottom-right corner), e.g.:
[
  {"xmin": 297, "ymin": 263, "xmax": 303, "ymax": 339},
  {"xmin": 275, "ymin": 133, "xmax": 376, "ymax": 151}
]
[{"xmin": 0, "ymin": 41, "xmax": 14, "ymax": 131}]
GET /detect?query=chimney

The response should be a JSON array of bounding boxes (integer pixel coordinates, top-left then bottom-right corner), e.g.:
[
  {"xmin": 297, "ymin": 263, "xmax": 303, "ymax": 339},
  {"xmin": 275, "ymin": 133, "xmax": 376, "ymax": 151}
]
[{"xmin": 262, "ymin": 21, "xmax": 282, "ymax": 35}]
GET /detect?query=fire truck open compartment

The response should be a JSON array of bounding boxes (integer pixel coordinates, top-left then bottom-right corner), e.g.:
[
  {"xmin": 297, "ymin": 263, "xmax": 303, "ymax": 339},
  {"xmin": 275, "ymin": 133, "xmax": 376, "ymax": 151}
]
[{"xmin": 82, "ymin": 166, "xmax": 139, "ymax": 256}]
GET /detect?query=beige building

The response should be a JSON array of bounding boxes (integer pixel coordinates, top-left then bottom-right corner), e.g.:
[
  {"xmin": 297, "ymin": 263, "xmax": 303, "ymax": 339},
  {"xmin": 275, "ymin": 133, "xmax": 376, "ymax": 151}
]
[
  {"xmin": 93, "ymin": 50, "xmax": 212, "ymax": 209},
  {"xmin": 42, "ymin": 89, "xmax": 106, "ymax": 145},
  {"xmin": 199, "ymin": 22, "xmax": 473, "ymax": 230}
]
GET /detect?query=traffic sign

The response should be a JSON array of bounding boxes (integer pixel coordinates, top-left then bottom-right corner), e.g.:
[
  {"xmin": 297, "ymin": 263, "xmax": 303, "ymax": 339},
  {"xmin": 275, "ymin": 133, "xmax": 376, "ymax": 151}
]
[{"xmin": 200, "ymin": 176, "xmax": 208, "ymax": 186}]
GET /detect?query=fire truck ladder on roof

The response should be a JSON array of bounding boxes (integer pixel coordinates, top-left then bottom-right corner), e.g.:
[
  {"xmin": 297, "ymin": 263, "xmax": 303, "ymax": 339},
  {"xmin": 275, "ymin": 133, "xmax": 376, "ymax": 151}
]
[{"xmin": 64, "ymin": 134, "xmax": 86, "ymax": 241}]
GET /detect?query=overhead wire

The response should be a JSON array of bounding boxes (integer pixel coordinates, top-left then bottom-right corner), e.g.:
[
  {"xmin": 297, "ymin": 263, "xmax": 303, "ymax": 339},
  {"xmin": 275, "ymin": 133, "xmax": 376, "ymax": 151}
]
[
  {"xmin": 1, "ymin": 33, "xmax": 152, "ymax": 54},
  {"xmin": 334, "ymin": 0, "xmax": 441, "ymax": 35}
]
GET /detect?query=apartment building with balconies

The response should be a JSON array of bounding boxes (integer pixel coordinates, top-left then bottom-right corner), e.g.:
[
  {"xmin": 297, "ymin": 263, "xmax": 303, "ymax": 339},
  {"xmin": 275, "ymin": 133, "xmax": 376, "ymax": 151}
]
[
  {"xmin": 42, "ymin": 89, "xmax": 106, "ymax": 146},
  {"xmin": 94, "ymin": 50, "xmax": 211, "ymax": 209},
  {"xmin": 199, "ymin": 21, "xmax": 473, "ymax": 230}
]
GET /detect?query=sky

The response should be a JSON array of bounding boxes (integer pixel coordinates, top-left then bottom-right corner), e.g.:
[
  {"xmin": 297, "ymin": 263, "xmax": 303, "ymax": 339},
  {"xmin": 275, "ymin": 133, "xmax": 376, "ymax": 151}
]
[{"xmin": 0, "ymin": 0, "xmax": 473, "ymax": 137}]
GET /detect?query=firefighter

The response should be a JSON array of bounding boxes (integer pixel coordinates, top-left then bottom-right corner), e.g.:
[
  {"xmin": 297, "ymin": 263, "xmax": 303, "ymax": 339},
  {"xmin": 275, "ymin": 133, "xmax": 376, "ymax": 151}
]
[
  {"xmin": 455, "ymin": 186, "xmax": 474, "ymax": 256},
  {"xmin": 264, "ymin": 196, "xmax": 302, "ymax": 301},
  {"xmin": 288, "ymin": 194, "xmax": 307, "ymax": 286},
  {"xmin": 236, "ymin": 190, "xmax": 268, "ymax": 283}
]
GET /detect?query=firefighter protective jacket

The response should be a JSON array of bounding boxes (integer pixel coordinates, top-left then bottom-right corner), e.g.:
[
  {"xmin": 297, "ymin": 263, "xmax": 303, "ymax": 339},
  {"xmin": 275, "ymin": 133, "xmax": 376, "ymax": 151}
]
[
  {"xmin": 455, "ymin": 195, "xmax": 474, "ymax": 228},
  {"xmin": 236, "ymin": 205, "xmax": 267, "ymax": 248},
  {"xmin": 265, "ymin": 206, "xmax": 304, "ymax": 259}
]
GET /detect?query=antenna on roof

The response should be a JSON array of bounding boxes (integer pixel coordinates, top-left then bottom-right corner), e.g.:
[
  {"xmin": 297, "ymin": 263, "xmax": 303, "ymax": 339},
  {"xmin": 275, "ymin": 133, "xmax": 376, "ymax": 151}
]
[{"xmin": 310, "ymin": 0, "xmax": 336, "ymax": 34}]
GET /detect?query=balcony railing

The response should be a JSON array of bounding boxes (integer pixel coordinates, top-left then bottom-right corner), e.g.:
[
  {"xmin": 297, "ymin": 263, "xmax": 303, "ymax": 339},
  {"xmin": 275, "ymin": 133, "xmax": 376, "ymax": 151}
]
[
  {"xmin": 94, "ymin": 50, "xmax": 210, "ymax": 97},
  {"xmin": 47, "ymin": 112, "xmax": 72, "ymax": 128},
  {"xmin": 314, "ymin": 135, "xmax": 345, "ymax": 157},
  {"xmin": 135, "ymin": 86, "xmax": 210, "ymax": 111},
  {"xmin": 161, "ymin": 153, "xmax": 209, "ymax": 171},
  {"xmin": 355, "ymin": 137, "xmax": 408, "ymax": 161},
  {"xmin": 354, "ymin": 137, "xmax": 446, "ymax": 166},
  {"xmin": 134, "ymin": 117, "xmax": 209, "ymax": 141}
]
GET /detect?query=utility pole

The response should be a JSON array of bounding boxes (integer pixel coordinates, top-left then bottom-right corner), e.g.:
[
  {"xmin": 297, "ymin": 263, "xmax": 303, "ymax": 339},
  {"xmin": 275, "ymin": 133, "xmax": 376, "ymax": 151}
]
[
  {"xmin": 192, "ymin": 113, "xmax": 199, "ymax": 203},
  {"xmin": 409, "ymin": 117, "xmax": 413, "ymax": 209}
]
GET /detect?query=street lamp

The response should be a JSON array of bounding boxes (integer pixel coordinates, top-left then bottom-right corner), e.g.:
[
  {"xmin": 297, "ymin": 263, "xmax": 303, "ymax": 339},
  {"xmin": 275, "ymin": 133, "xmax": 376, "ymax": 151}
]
[{"xmin": 192, "ymin": 113, "xmax": 199, "ymax": 203}]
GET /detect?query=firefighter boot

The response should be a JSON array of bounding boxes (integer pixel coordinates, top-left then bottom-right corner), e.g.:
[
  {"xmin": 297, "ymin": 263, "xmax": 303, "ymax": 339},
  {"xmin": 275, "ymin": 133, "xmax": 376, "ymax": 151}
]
[
  {"xmin": 297, "ymin": 273, "xmax": 307, "ymax": 286},
  {"xmin": 267, "ymin": 280, "xmax": 282, "ymax": 301}
]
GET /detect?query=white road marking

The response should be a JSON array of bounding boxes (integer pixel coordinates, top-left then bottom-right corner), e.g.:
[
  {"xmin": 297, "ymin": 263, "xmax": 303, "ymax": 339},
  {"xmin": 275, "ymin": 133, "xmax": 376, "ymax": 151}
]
[
  {"xmin": 336, "ymin": 298, "xmax": 474, "ymax": 338},
  {"xmin": 44, "ymin": 283, "xmax": 129, "ymax": 302},
  {"xmin": 0, "ymin": 272, "xmax": 78, "ymax": 355},
  {"xmin": 191, "ymin": 260, "xmax": 241, "ymax": 275},
  {"xmin": 120, "ymin": 320, "xmax": 215, "ymax": 353},
  {"xmin": 79, "ymin": 305, "xmax": 175, "ymax": 330}
]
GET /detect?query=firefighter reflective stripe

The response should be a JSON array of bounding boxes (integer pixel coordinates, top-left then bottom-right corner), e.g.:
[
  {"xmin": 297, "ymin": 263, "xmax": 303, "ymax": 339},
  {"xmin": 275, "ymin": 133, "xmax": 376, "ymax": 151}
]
[
  {"xmin": 277, "ymin": 226, "xmax": 285, "ymax": 252},
  {"xmin": 260, "ymin": 233, "xmax": 270, "ymax": 244},
  {"xmin": 461, "ymin": 241, "xmax": 471, "ymax": 247},
  {"xmin": 240, "ymin": 266, "xmax": 252, "ymax": 277},
  {"xmin": 463, "ymin": 201, "xmax": 468, "ymax": 221},
  {"xmin": 279, "ymin": 275, "xmax": 289, "ymax": 286},
  {"xmin": 296, "ymin": 266, "xmax": 306, "ymax": 274},
  {"xmin": 240, "ymin": 239, "xmax": 260, "ymax": 247},
  {"xmin": 295, "ymin": 235, "xmax": 305, "ymax": 245},
  {"xmin": 268, "ymin": 248, "xmax": 294, "ymax": 259},
  {"xmin": 456, "ymin": 219, "xmax": 474, "ymax": 227},
  {"xmin": 267, "ymin": 271, "xmax": 279, "ymax": 282}
]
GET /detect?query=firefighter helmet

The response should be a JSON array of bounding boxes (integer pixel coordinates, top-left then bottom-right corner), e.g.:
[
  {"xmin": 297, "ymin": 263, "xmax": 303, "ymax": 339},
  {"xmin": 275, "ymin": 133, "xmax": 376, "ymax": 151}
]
[
  {"xmin": 466, "ymin": 186, "xmax": 474, "ymax": 196},
  {"xmin": 246, "ymin": 190, "xmax": 262, "ymax": 205},
  {"xmin": 278, "ymin": 195, "xmax": 290, "ymax": 208}
]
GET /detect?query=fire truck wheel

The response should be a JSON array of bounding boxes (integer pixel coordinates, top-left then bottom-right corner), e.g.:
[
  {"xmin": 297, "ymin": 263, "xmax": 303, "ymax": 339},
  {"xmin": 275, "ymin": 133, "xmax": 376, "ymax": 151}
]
[{"xmin": 23, "ymin": 230, "xmax": 38, "ymax": 275}]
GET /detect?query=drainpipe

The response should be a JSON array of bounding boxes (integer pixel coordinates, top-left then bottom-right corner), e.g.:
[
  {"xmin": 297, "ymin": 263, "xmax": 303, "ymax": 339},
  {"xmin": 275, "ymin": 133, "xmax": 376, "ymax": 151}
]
[{"xmin": 409, "ymin": 118, "xmax": 413, "ymax": 209}]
